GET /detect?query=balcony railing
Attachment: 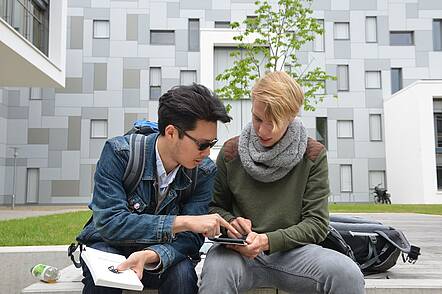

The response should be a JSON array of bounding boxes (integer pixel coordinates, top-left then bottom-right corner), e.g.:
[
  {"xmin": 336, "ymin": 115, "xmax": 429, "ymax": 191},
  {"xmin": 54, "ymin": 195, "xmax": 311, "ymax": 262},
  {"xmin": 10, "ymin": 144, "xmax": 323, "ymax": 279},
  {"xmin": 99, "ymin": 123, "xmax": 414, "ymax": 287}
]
[{"xmin": 0, "ymin": 0, "xmax": 49, "ymax": 56}]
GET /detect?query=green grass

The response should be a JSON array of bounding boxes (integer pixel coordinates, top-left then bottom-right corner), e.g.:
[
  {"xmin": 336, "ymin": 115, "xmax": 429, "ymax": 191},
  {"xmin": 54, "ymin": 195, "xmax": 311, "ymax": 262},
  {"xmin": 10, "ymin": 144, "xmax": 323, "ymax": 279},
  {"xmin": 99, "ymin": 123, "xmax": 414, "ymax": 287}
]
[
  {"xmin": 0, "ymin": 210, "xmax": 91, "ymax": 246},
  {"xmin": 330, "ymin": 203, "xmax": 442, "ymax": 215},
  {"xmin": 1, "ymin": 204, "xmax": 441, "ymax": 246}
]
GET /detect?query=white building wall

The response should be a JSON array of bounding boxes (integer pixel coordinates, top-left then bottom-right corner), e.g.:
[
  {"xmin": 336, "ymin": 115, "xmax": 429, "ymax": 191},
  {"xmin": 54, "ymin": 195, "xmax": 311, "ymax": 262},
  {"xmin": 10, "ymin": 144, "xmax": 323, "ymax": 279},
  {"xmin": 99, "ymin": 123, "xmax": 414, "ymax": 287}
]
[
  {"xmin": 0, "ymin": 1, "xmax": 67, "ymax": 87},
  {"xmin": 384, "ymin": 80, "xmax": 442, "ymax": 204}
]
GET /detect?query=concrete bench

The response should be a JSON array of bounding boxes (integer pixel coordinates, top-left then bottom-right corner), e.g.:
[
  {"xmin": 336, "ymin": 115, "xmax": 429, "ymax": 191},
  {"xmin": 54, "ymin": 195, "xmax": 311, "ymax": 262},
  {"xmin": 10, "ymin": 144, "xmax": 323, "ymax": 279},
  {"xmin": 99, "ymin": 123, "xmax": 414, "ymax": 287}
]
[
  {"xmin": 22, "ymin": 261, "xmax": 442, "ymax": 294},
  {"xmin": 21, "ymin": 257, "xmax": 282, "ymax": 294},
  {"xmin": 21, "ymin": 239, "xmax": 442, "ymax": 294}
]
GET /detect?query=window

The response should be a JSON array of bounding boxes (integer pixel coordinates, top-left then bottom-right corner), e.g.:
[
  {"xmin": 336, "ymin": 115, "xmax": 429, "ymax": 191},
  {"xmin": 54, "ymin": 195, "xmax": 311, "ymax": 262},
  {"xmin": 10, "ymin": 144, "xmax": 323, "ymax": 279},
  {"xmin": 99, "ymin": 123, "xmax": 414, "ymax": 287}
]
[
  {"xmin": 340, "ymin": 165, "xmax": 353, "ymax": 192},
  {"xmin": 214, "ymin": 47, "xmax": 268, "ymax": 91},
  {"xmin": 337, "ymin": 65, "xmax": 349, "ymax": 91},
  {"xmin": 90, "ymin": 120, "xmax": 108, "ymax": 138},
  {"xmin": 29, "ymin": 88, "xmax": 42, "ymax": 100},
  {"xmin": 437, "ymin": 166, "xmax": 442, "ymax": 190},
  {"xmin": 93, "ymin": 20, "xmax": 110, "ymax": 39},
  {"xmin": 246, "ymin": 16, "xmax": 258, "ymax": 29},
  {"xmin": 365, "ymin": 71, "xmax": 381, "ymax": 89},
  {"xmin": 334, "ymin": 22, "xmax": 349, "ymax": 40},
  {"xmin": 433, "ymin": 19, "xmax": 442, "ymax": 51},
  {"xmin": 188, "ymin": 19, "xmax": 200, "ymax": 51},
  {"xmin": 337, "ymin": 120, "xmax": 353, "ymax": 138},
  {"xmin": 316, "ymin": 117, "xmax": 328, "ymax": 148},
  {"xmin": 366, "ymin": 17, "xmax": 377, "ymax": 43},
  {"xmin": 313, "ymin": 19, "xmax": 324, "ymax": 51},
  {"xmin": 434, "ymin": 113, "xmax": 442, "ymax": 148},
  {"xmin": 390, "ymin": 31, "xmax": 414, "ymax": 45},
  {"xmin": 391, "ymin": 68, "xmax": 403, "ymax": 94},
  {"xmin": 180, "ymin": 70, "xmax": 197, "ymax": 85},
  {"xmin": 369, "ymin": 171, "xmax": 385, "ymax": 190},
  {"xmin": 369, "ymin": 114, "xmax": 382, "ymax": 141},
  {"xmin": 0, "ymin": 1, "xmax": 5, "ymax": 20},
  {"xmin": 2, "ymin": 0, "xmax": 50, "ymax": 55},
  {"xmin": 149, "ymin": 67, "xmax": 161, "ymax": 99},
  {"xmin": 150, "ymin": 30, "xmax": 175, "ymax": 45},
  {"xmin": 215, "ymin": 21, "xmax": 231, "ymax": 28}
]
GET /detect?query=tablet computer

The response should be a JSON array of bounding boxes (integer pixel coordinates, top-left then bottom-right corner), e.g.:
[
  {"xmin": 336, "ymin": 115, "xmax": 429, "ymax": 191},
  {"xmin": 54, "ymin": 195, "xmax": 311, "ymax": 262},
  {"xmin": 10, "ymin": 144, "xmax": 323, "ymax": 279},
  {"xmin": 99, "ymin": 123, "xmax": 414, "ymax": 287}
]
[{"xmin": 208, "ymin": 236, "xmax": 247, "ymax": 246}]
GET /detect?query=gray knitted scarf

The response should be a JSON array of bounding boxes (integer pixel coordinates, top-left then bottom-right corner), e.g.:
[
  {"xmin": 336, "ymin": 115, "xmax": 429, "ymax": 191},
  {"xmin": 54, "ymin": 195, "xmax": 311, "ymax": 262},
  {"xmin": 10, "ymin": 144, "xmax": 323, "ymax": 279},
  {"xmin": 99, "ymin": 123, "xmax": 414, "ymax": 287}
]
[{"xmin": 238, "ymin": 118, "xmax": 308, "ymax": 183}]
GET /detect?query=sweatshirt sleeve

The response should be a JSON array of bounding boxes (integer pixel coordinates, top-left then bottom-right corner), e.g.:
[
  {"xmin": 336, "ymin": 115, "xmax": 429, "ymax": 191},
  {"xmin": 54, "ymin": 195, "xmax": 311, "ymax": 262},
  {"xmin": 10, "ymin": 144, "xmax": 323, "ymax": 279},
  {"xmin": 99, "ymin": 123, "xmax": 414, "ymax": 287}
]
[
  {"xmin": 208, "ymin": 146, "xmax": 236, "ymax": 223},
  {"xmin": 265, "ymin": 149, "xmax": 330, "ymax": 254}
]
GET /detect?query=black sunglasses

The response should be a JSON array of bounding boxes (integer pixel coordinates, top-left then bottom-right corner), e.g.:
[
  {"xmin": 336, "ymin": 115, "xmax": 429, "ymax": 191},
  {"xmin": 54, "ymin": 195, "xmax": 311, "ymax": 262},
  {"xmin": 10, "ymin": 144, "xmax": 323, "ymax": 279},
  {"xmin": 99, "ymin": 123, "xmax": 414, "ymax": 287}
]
[{"xmin": 175, "ymin": 126, "xmax": 218, "ymax": 151}]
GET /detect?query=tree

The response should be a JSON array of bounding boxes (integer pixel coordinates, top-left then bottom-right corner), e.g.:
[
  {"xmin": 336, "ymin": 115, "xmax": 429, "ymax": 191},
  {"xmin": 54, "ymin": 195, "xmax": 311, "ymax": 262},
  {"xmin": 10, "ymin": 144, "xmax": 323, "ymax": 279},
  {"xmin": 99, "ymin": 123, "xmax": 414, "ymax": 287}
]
[{"xmin": 215, "ymin": 0, "xmax": 335, "ymax": 111}]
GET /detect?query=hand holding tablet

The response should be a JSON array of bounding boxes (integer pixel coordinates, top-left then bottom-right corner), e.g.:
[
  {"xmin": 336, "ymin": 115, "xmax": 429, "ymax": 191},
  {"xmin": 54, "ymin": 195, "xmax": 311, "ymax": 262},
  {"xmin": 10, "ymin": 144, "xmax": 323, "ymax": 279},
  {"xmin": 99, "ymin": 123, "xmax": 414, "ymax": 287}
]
[{"xmin": 208, "ymin": 235, "xmax": 248, "ymax": 246}]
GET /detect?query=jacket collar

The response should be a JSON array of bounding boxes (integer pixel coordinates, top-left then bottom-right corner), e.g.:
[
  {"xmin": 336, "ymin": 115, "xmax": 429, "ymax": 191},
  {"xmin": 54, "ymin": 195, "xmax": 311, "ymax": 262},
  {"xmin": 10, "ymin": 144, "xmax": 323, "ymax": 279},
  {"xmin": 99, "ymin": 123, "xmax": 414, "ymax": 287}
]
[{"xmin": 142, "ymin": 133, "xmax": 192, "ymax": 191}]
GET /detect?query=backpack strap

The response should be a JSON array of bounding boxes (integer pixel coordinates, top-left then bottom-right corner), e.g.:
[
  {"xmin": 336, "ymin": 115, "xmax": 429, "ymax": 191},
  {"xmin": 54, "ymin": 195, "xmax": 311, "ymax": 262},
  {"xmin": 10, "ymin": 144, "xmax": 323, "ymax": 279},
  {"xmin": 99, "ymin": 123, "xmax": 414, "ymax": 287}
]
[{"xmin": 123, "ymin": 134, "xmax": 147, "ymax": 196}]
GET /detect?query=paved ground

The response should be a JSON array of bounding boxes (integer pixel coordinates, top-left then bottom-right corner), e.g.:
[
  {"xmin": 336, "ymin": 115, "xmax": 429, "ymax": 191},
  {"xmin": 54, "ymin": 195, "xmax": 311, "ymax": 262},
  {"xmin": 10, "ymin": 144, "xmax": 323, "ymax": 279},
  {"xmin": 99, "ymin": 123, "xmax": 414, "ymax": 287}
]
[
  {"xmin": 352, "ymin": 213, "xmax": 442, "ymax": 281},
  {"xmin": 0, "ymin": 205, "xmax": 88, "ymax": 221},
  {"xmin": 2, "ymin": 207, "xmax": 441, "ymax": 292}
]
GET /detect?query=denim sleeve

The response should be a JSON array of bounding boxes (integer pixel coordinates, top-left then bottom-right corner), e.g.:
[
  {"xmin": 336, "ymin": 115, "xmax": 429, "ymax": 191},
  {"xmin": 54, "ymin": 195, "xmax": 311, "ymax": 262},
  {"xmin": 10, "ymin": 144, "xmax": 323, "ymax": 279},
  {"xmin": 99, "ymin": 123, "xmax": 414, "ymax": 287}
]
[
  {"xmin": 147, "ymin": 160, "xmax": 216, "ymax": 273},
  {"xmin": 91, "ymin": 139, "xmax": 176, "ymax": 244}
]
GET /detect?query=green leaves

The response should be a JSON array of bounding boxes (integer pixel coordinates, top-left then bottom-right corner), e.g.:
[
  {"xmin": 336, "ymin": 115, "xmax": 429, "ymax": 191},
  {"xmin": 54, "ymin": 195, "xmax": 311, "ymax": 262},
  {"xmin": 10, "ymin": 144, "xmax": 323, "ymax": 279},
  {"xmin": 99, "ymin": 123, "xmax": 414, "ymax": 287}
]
[{"xmin": 216, "ymin": 0, "xmax": 335, "ymax": 111}]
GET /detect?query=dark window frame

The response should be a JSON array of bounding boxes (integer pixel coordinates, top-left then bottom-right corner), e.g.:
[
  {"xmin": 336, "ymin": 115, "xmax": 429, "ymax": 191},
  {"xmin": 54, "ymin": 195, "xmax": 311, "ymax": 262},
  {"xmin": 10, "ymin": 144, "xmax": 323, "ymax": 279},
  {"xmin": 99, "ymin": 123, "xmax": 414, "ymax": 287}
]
[
  {"xmin": 433, "ymin": 19, "xmax": 442, "ymax": 51},
  {"xmin": 316, "ymin": 117, "xmax": 328, "ymax": 149},
  {"xmin": 188, "ymin": 18, "xmax": 200, "ymax": 51},
  {"xmin": 390, "ymin": 31, "xmax": 414, "ymax": 46},
  {"xmin": 391, "ymin": 68, "xmax": 403, "ymax": 94}
]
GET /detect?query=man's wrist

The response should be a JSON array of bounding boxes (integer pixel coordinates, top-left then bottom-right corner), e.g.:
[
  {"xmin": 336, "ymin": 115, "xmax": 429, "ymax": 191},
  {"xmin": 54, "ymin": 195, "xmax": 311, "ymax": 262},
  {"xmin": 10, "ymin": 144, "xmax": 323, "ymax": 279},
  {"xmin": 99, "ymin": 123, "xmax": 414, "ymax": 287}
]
[
  {"xmin": 144, "ymin": 249, "xmax": 160, "ymax": 264},
  {"xmin": 172, "ymin": 215, "xmax": 188, "ymax": 234},
  {"xmin": 260, "ymin": 234, "xmax": 269, "ymax": 251}
]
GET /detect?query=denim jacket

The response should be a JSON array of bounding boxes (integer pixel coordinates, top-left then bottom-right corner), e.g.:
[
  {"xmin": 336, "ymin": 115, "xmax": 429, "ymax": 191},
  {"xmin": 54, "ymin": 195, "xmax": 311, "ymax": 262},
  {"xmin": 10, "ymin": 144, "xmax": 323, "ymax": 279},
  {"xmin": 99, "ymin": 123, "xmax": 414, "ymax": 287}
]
[{"xmin": 77, "ymin": 133, "xmax": 216, "ymax": 273}]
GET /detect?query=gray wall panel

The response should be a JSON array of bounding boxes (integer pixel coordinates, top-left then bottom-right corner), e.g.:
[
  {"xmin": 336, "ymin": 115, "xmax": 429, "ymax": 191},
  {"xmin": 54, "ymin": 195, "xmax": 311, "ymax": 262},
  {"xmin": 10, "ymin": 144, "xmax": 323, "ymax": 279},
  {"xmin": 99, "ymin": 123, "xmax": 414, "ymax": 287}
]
[
  {"xmin": 94, "ymin": 63, "xmax": 108, "ymax": 91},
  {"xmin": 82, "ymin": 107, "xmax": 108, "ymax": 119},
  {"xmin": 126, "ymin": 14, "xmax": 138, "ymax": 41},
  {"xmin": 92, "ymin": 39, "xmax": 110, "ymax": 57},
  {"xmin": 68, "ymin": 116, "xmax": 81, "ymax": 151},
  {"xmin": 28, "ymin": 128, "xmax": 49, "ymax": 145},
  {"xmin": 83, "ymin": 63, "xmax": 94, "ymax": 93},
  {"xmin": 365, "ymin": 90, "xmax": 383, "ymax": 108},
  {"xmin": 350, "ymin": 0, "xmax": 377, "ymax": 10},
  {"xmin": 84, "ymin": 8, "xmax": 109, "ymax": 19},
  {"xmin": 49, "ymin": 129, "xmax": 68, "ymax": 151},
  {"xmin": 70, "ymin": 16, "xmax": 84, "ymax": 49},
  {"xmin": 167, "ymin": 2, "xmax": 180, "ymax": 18},
  {"xmin": 406, "ymin": 3, "xmax": 418, "ymax": 19},
  {"xmin": 337, "ymin": 140, "xmax": 355, "ymax": 158},
  {"xmin": 180, "ymin": 0, "xmax": 212, "ymax": 10},
  {"xmin": 334, "ymin": 41, "xmax": 351, "ymax": 59}
]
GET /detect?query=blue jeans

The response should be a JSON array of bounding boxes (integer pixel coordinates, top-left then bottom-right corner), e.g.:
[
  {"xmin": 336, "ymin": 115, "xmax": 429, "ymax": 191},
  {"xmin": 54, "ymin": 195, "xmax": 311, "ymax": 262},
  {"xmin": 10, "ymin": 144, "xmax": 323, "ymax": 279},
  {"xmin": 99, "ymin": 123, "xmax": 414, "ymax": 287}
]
[
  {"xmin": 81, "ymin": 242, "xmax": 198, "ymax": 294},
  {"xmin": 200, "ymin": 244, "xmax": 365, "ymax": 294}
]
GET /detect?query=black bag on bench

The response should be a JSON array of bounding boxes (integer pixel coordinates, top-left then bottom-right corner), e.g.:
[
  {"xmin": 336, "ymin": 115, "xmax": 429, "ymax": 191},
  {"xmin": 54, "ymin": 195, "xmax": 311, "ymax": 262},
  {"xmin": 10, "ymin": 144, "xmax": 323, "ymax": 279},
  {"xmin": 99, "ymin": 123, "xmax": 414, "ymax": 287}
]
[{"xmin": 319, "ymin": 215, "xmax": 421, "ymax": 275}]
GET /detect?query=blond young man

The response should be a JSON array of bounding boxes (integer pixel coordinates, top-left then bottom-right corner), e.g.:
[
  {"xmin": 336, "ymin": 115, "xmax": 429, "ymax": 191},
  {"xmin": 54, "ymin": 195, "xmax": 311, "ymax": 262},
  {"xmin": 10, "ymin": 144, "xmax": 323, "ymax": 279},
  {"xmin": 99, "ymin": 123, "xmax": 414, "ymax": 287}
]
[{"xmin": 199, "ymin": 72, "xmax": 365, "ymax": 294}]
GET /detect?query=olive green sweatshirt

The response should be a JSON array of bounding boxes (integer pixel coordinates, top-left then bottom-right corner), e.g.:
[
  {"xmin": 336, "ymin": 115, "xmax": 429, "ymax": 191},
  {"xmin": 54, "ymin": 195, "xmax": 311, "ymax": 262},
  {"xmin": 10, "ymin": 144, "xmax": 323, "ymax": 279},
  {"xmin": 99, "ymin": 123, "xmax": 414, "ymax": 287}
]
[{"xmin": 209, "ymin": 137, "xmax": 330, "ymax": 254}]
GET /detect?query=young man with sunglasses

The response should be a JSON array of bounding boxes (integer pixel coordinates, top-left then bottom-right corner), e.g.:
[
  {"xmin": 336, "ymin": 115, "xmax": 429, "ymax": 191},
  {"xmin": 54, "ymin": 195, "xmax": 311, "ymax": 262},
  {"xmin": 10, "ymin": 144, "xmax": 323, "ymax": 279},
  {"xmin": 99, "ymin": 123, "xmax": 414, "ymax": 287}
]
[{"xmin": 76, "ymin": 84, "xmax": 238, "ymax": 294}]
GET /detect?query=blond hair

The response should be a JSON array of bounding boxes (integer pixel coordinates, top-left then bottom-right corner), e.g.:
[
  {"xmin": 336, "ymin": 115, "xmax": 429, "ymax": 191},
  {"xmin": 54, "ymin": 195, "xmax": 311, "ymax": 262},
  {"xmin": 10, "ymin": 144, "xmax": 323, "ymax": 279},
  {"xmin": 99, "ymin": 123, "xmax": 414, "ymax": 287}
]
[{"xmin": 251, "ymin": 71, "xmax": 304, "ymax": 131}]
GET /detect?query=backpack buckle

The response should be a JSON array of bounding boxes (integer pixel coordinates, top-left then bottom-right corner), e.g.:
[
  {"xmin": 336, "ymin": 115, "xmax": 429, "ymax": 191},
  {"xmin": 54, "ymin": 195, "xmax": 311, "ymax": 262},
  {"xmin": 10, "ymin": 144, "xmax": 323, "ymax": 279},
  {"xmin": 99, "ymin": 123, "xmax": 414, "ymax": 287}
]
[
  {"xmin": 407, "ymin": 245, "xmax": 420, "ymax": 263},
  {"xmin": 68, "ymin": 243, "xmax": 84, "ymax": 268}
]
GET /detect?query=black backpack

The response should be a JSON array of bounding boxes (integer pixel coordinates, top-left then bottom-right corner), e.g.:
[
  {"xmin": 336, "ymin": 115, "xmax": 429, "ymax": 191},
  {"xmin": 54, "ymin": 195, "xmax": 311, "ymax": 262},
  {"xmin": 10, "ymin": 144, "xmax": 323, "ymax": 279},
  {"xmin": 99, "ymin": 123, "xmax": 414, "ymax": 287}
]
[
  {"xmin": 320, "ymin": 215, "xmax": 421, "ymax": 275},
  {"xmin": 68, "ymin": 120, "xmax": 198, "ymax": 267}
]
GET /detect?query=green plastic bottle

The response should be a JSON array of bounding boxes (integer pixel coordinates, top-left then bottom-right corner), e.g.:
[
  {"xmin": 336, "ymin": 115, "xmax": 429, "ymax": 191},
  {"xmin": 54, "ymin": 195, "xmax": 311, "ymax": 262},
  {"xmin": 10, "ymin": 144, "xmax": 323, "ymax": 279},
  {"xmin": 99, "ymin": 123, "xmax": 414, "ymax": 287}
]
[{"xmin": 30, "ymin": 264, "xmax": 61, "ymax": 283}]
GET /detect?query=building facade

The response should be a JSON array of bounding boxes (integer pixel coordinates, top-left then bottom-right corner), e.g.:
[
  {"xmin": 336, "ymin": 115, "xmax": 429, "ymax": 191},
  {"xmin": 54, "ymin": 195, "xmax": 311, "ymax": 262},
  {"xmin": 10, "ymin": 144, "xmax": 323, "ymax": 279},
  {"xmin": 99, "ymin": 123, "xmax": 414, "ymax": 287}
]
[
  {"xmin": 0, "ymin": 0, "xmax": 67, "ymax": 205},
  {"xmin": 1, "ymin": 0, "xmax": 442, "ymax": 204}
]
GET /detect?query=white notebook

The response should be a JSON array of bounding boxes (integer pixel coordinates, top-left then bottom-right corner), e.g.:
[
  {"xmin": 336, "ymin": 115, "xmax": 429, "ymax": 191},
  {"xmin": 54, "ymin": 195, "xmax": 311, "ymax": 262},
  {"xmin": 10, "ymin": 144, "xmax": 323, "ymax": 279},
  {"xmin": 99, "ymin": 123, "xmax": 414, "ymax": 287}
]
[{"xmin": 81, "ymin": 246, "xmax": 144, "ymax": 291}]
